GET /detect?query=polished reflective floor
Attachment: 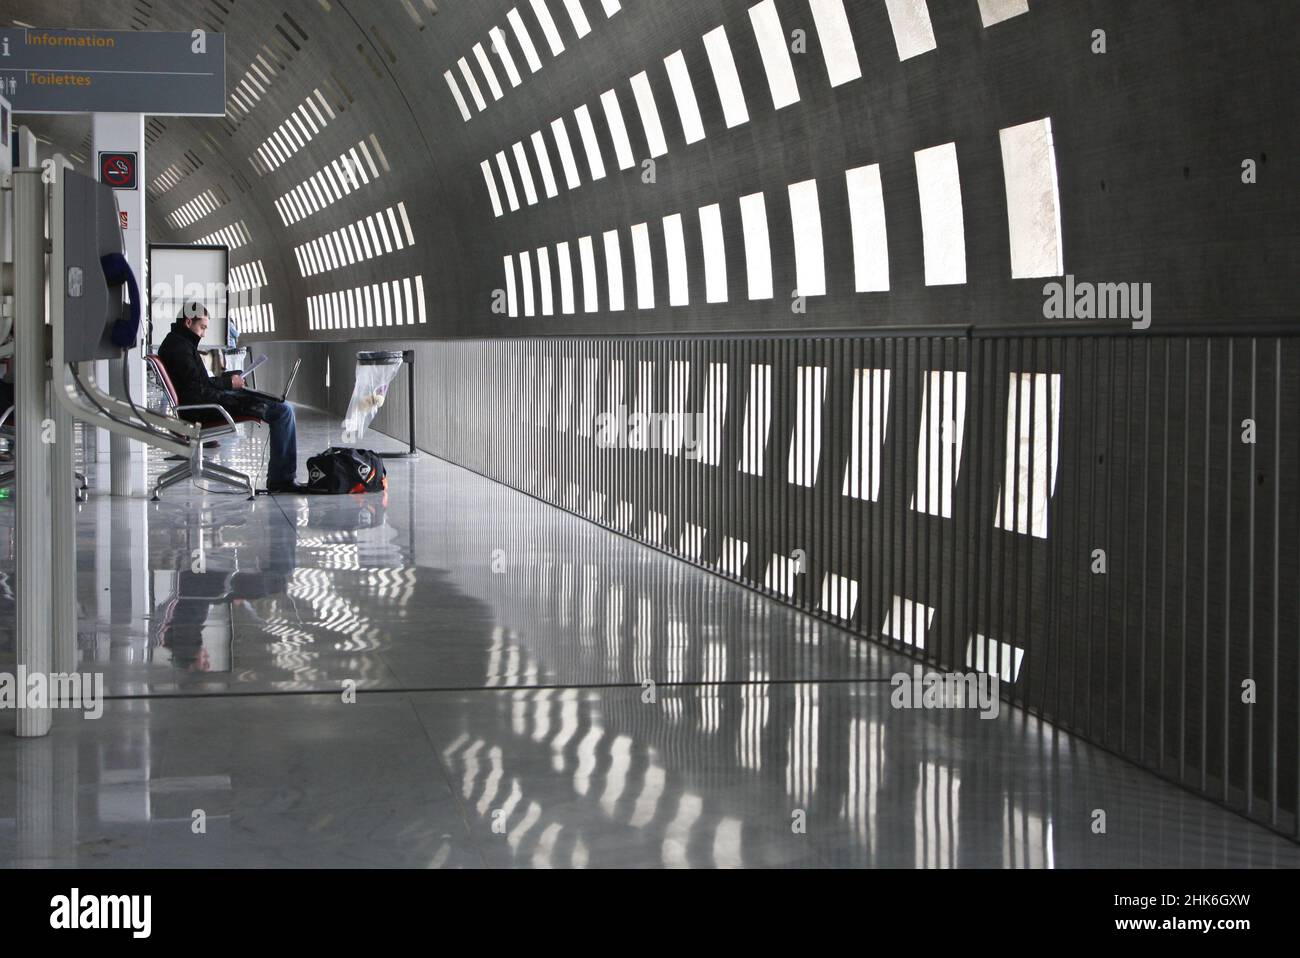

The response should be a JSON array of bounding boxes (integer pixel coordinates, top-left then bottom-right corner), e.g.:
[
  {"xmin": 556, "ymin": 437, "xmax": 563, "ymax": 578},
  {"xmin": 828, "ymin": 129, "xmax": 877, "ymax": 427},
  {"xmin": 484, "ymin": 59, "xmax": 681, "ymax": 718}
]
[{"xmin": 0, "ymin": 410, "xmax": 1297, "ymax": 867}]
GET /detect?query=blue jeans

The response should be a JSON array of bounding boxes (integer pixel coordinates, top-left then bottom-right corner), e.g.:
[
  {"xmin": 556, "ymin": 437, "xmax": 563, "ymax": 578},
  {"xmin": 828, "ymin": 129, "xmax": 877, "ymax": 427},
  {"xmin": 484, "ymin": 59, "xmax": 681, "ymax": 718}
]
[{"xmin": 262, "ymin": 401, "xmax": 298, "ymax": 486}]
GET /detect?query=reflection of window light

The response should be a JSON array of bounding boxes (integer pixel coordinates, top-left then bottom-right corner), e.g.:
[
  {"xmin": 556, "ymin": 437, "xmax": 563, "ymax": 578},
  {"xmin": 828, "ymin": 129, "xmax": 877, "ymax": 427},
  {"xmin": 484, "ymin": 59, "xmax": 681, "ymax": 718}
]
[
  {"xmin": 820, "ymin": 573, "xmax": 859, "ymax": 620},
  {"xmin": 698, "ymin": 363, "xmax": 727, "ymax": 466},
  {"xmin": 882, "ymin": 595, "xmax": 934, "ymax": 649},
  {"xmin": 578, "ymin": 235, "xmax": 599, "ymax": 313},
  {"xmin": 739, "ymin": 192, "xmax": 773, "ymax": 301},
  {"xmin": 530, "ymin": 131, "xmax": 559, "ymax": 198},
  {"xmin": 472, "ymin": 43, "xmax": 504, "ymax": 101},
  {"xmin": 375, "ymin": 213, "xmax": 393, "ymax": 254},
  {"xmin": 966, "ymin": 634, "xmax": 1026, "ymax": 682},
  {"xmin": 664, "ymin": 50, "xmax": 706, "ymax": 145},
  {"xmin": 999, "ymin": 117, "xmax": 1064, "ymax": 279},
  {"xmin": 350, "ymin": 222, "xmax": 369, "ymax": 260},
  {"xmin": 561, "ymin": 0, "xmax": 592, "ymax": 37},
  {"xmin": 520, "ymin": 250, "xmax": 535, "ymax": 317},
  {"xmin": 846, "ymin": 163, "xmax": 890, "ymax": 291},
  {"xmin": 631, "ymin": 361, "xmax": 654, "ymax": 450},
  {"xmin": 718, "ymin": 538, "xmax": 749, "ymax": 576},
  {"xmin": 512, "ymin": 141, "xmax": 539, "ymax": 205},
  {"xmin": 504, "ymin": 255, "xmax": 518, "ymax": 318},
  {"xmin": 645, "ymin": 511, "xmax": 668, "ymax": 544},
  {"xmin": 914, "ymin": 141, "xmax": 967, "ymax": 286},
  {"xmin": 739, "ymin": 364, "xmax": 772, "ymax": 476},
  {"xmin": 663, "ymin": 213, "xmax": 689, "ymax": 307},
  {"xmin": 748, "ymin": 0, "xmax": 801, "ymax": 109},
  {"xmin": 495, "ymin": 150, "xmax": 520, "ymax": 211},
  {"xmin": 809, "ymin": 0, "xmax": 862, "ymax": 87},
  {"xmin": 912, "ymin": 370, "xmax": 967, "ymax": 518},
  {"xmin": 629, "ymin": 71, "xmax": 668, "ymax": 158},
  {"xmin": 787, "ymin": 366, "xmax": 827, "ymax": 487},
  {"xmin": 322, "ymin": 165, "xmax": 344, "ymax": 199},
  {"xmin": 397, "ymin": 203, "xmax": 414, "ymax": 245},
  {"xmin": 679, "ymin": 524, "xmax": 706, "ymax": 559},
  {"xmin": 507, "ymin": 9, "xmax": 543, "ymax": 73},
  {"xmin": 490, "ymin": 27, "xmax": 522, "ymax": 88},
  {"xmin": 631, "ymin": 222, "xmax": 654, "ymax": 310},
  {"xmin": 355, "ymin": 143, "xmax": 378, "ymax": 179},
  {"xmin": 978, "ymin": 0, "xmax": 1029, "ymax": 28},
  {"xmin": 702, "ymin": 25, "xmax": 749, "ymax": 128},
  {"xmin": 994, "ymin": 373, "xmax": 1062, "ymax": 538},
  {"xmin": 574, "ymin": 104, "xmax": 607, "ymax": 181},
  {"xmin": 531, "ymin": 0, "xmax": 566, "ymax": 56},
  {"xmin": 842, "ymin": 368, "xmax": 891, "ymax": 501},
  {"xmin": 603, "ymin": 230, "xmax": 624, "ymax": 312},
  {"xmin": 306, "ymin": 178, "xmax": 327, "ymax": 210},
  {"xmin": 551, "ymin": 117, "xmax": 582, "ymax": 190},
  {"xmin": 457, "ymin": 57, "xmax": 488, "ymax": 109},
  {"xmin": 664, "ymin": 360, "xmax": 690, "ymax": 456},
  {"xmin": 699, "ymin": 204, "xmax": 727, "ymax": 304},
  {"xmin": 536, "ymin": 247, "xmax": 554, "ymax": 316},
  {"xmin": 788, "ymin": 179, "xmax": 826, "ymax": 297},
  {"xmin": 600, "ymin": 89, "xmax": 636, "ymax": 171},
  {"xmin": 556, "ymin": 241, "xmax": 575, "ymax": 314},
  {"xmin": 884, "ymin": 0, "xmax": 937, "ymax": 60},
  {"xmin": 481, "ymin": 160, "xmax": 504, "ymax": 217},
  {"xmin": 387, "ymin": 207, "xmax": 404, "ymax": 249},
  {"xmin": 764, "ymin": 554, "xmax": 798, "ymax": 597}
]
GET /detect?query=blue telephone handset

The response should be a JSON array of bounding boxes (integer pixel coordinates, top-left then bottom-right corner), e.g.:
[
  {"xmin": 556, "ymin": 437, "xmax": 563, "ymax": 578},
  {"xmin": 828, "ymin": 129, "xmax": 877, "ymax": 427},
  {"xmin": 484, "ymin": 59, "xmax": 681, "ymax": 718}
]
[{"xmin": 100, "ymin": 251, "xmax": 141, "ymax": 349}]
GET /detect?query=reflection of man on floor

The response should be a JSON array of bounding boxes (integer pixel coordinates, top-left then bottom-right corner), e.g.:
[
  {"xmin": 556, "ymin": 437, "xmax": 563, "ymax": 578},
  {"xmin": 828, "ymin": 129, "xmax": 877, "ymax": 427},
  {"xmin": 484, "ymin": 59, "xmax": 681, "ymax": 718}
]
[{"xmin": 156, "ymin": 520, "xmax": 296, "ymax": 672}]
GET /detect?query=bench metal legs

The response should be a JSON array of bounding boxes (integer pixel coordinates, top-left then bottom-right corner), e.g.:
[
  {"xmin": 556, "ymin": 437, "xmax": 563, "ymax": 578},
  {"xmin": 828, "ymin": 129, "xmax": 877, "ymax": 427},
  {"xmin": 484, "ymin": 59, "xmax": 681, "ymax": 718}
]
[{"xmin": 151, "ymin": 443, "xmax": 256, "ymax": 501}]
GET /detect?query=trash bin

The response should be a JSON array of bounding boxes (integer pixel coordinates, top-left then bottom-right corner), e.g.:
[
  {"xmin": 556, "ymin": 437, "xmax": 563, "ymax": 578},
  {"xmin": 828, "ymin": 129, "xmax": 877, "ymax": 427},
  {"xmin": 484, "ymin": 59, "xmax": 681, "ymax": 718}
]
[{"xmin": 342, "ymin": 350, "xmax": 418, "ymax": 458}]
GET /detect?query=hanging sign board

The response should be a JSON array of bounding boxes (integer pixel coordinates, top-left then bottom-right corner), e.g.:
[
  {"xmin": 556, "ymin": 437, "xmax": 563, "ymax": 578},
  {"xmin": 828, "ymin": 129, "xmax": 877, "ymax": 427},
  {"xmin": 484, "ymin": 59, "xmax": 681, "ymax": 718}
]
[{"xmin": 0, "ymin": 27, "xmax": 225, "ymax": 115}]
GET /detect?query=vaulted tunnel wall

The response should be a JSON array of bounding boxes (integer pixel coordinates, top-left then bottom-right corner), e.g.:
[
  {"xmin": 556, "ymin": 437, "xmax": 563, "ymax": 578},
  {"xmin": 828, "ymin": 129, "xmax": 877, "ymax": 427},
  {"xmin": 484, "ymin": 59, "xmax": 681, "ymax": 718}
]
[
  {"xmin": 14, "ymin": 0, "xmax": 1298, "ymax": 836},
  {"xmin": 18, "ymin": 0, "xmax": 1300, "ymax": 339}
]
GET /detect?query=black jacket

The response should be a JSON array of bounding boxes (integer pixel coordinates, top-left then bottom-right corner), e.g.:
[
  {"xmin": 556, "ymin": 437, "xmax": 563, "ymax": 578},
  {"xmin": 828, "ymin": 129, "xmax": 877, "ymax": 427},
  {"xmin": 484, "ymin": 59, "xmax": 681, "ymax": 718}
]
[{"xmin": 156, "ymin": 319, "xmax": 268, "ymax": 421}]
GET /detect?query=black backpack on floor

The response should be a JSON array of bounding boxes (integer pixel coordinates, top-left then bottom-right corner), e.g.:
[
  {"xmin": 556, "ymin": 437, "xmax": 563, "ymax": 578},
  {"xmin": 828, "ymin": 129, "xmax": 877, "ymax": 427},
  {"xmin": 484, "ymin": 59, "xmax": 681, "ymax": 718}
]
[{"xmin": 305, "ymin": 447, "xmax": 388, "ymax": 495}]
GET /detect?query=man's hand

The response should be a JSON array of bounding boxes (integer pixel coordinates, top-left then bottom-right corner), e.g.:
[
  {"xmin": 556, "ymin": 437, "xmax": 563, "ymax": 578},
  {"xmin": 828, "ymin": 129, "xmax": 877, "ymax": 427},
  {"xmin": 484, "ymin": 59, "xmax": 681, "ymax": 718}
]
[{"xmin": 230, "ymin": 374, "xmax": 245, "ymax": 390}]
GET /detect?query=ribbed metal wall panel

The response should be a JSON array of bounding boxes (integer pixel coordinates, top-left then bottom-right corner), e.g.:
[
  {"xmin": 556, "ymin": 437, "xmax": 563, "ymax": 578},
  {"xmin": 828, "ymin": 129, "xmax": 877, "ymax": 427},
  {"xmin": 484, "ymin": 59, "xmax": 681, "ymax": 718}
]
[{"xmin": 263, "ymin": 329, "xmax": 1300, "ymax": 840}]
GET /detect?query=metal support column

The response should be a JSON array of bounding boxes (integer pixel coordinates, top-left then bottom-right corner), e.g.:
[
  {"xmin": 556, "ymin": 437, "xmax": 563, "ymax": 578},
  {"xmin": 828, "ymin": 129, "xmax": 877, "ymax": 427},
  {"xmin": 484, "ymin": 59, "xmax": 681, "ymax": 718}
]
[
  {"xmin": 48, "ymin": 158, "xmax": 78, "ymax": 678},
  {"xmin": 12, "ymin": 168, "xmax": 52, "ymax": 737},
  {"xmin": 50, "ymin": 382, "xmax": 77, "ymax": 676},
  {"xmin": 93, "ymin": 113, "xmax": 147, "ymax": 498}
]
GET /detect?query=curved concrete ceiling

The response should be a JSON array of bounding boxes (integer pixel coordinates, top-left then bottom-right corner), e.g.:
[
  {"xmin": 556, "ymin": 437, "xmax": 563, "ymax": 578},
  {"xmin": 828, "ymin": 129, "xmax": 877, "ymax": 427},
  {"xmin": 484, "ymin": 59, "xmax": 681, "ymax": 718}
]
[{"xmin": 3, "ymin": 0, "xmax": 1295, "ymax": 343}]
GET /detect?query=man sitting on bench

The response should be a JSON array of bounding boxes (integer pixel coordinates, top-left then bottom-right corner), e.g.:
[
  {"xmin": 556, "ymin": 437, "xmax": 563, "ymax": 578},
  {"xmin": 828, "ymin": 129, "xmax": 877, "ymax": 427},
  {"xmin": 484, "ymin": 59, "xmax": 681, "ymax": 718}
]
[{"xmin": 157, "ymin": 303, "xmax": 307, "ymax": 494}]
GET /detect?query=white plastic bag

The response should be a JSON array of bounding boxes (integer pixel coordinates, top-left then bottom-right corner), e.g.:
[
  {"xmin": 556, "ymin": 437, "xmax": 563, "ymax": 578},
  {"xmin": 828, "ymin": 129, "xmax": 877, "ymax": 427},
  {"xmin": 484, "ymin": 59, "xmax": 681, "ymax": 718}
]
[{"xmin": 342, "ymin": 358, "xmax": 402, "ymax": 444}]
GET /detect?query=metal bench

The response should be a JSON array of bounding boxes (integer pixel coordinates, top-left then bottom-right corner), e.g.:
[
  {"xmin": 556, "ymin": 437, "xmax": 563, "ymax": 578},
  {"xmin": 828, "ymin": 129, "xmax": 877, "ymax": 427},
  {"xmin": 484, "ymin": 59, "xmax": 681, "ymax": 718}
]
[{"xmin": 145, "ymin": 354, "xmax": 262, "ymax": 500}]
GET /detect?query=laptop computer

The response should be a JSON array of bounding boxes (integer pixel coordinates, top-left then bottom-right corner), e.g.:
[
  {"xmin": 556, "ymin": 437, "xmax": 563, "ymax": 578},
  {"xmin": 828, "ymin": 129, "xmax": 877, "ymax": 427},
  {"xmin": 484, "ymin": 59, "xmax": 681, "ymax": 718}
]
[{"xmin": 243, "ymin": 358, "xmax": 301, "ymax": 404}]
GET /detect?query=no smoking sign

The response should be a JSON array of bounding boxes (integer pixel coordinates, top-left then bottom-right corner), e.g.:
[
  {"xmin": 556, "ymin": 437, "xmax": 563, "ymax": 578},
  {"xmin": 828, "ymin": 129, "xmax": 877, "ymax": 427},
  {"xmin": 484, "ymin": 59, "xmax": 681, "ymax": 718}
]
[{"xmin": 98, "ymin": 151, "xmax": 137, "ymax": 190}]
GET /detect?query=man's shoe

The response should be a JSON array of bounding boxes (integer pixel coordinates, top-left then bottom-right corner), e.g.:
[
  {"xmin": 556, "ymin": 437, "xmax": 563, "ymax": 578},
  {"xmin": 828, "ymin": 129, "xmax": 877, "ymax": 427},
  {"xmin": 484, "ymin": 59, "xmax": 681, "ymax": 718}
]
[{"xmin": 265, "ymin": 478, "xmax": 310, "ymax": 493}]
